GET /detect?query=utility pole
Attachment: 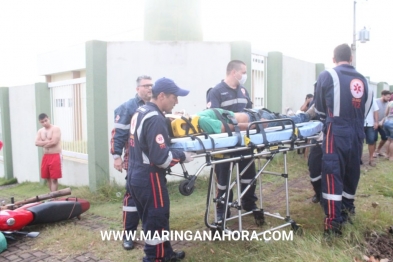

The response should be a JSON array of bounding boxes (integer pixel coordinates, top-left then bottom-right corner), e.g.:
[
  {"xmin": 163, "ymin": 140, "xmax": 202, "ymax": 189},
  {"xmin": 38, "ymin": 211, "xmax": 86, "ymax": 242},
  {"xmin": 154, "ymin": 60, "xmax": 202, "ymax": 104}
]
[{"xmin": 351, "ymin": 0, "xmax": 357, "ymax": 68}]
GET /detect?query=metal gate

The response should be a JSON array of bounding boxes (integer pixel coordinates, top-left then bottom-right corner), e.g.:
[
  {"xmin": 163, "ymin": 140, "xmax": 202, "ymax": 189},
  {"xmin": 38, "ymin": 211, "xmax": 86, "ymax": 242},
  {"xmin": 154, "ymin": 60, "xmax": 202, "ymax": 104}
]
[
  {"xmin": 251, "ymin": 51, "xmax": 266, "ymax": 108},
  {"xmin": 49, "ymin": 78, "xmax": 87, "ymax": 159}
]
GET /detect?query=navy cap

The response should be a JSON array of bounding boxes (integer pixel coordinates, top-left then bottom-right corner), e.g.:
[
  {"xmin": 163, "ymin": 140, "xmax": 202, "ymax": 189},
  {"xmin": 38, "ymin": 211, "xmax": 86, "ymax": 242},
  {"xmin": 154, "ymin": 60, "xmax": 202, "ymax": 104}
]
[{"xmin": 152, "ymin": 77, "xmax": 190, "ymax": 97}]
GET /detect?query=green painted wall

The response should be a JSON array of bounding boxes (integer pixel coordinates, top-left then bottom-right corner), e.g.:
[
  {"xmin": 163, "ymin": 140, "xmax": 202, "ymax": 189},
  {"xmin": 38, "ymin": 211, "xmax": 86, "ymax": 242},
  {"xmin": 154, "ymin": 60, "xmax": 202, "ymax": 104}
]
[
  {"xmin": 390, "ymin": 85, "xmax": 393, "ymax": 93},
  {"xmin": 144, "ymin": 0, "xmax": 202, "ymax": 41},
  {"xmin": 377, "ymin": 82, "xmax": 388, "ymax": 96},
  {"xmin": 230, "ymin": 41, "xmax": 252, "ymax": 94},
  {"xmin": 0, "ymin": 87, "xmax": 13, "ymax": 179},
  {"xmin": 315, "ymin": 63, "xmax": 325, "ymax": 80},
  {"xmin": 35, "ymin": 83, "xmax": 51, "ymax": 183},
  {"xmin": 86, "ymin": 40, "xmax": 109, "ymax": 191},
  {"xmin": 266, "ymin": 52, "xmax": 283, "ymax": 112}
]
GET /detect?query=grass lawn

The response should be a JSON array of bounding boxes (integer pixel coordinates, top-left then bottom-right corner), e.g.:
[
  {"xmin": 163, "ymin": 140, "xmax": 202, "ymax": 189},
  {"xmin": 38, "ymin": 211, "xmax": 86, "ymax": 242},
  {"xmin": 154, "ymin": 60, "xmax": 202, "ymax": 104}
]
[{"xmin": 1, "ymin": 147, "xmax": 392, "ymax": 262}]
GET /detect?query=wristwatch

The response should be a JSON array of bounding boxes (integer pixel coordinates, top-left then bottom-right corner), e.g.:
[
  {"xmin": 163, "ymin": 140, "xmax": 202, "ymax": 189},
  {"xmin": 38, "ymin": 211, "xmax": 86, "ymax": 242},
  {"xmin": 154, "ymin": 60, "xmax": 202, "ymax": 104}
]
[{"xmin": 113, "ymin": 154, "xmax": 121, "ymax": 160}]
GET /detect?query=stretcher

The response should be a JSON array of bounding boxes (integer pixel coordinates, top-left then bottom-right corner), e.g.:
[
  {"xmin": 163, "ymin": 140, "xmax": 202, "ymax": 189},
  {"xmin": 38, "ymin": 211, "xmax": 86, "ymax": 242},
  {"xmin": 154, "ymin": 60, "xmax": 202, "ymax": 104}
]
[{"xmin": 169, "ymin": 119, "xmax": 323, "ymax": 236}]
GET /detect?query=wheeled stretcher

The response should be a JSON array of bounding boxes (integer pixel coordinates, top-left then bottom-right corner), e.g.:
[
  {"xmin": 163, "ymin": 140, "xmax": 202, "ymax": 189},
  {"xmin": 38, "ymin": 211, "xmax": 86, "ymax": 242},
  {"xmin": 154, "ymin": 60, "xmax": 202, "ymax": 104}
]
[{"xmin": 169, "ymin": 119, "xmax": 323, "ymax": 236}]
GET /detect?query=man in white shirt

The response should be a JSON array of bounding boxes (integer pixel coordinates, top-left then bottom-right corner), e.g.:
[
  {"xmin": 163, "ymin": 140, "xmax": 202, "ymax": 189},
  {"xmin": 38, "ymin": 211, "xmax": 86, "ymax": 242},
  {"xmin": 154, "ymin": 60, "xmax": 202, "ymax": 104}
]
[
  {"xmin": 374, "ymin": 90, "xmax": 392, "ymax": 157},
  {"xmin": 364, "ymin": 98, "xmax": 379, "ymax": 166}
]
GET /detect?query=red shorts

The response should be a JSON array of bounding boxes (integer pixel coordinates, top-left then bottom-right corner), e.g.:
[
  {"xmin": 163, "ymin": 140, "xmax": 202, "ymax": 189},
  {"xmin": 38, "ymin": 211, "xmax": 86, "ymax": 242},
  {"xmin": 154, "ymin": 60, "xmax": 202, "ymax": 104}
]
[{"xmin": 41, "ymin": 153, "xmax": 62, "ymax": 179}]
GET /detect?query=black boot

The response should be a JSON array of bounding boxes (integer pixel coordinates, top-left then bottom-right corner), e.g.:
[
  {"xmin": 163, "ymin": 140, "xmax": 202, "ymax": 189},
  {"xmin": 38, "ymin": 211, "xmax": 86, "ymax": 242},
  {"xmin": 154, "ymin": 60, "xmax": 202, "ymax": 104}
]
[
  {"xmin": 324, "ymin": 221, "xmax": 342, "ymax": 237},
  {"xmin": 311, "ymin": 194, "xmax": 320, "ymax": 203},
  {"xmin": 122, "ymin": 239, "xmax": 134, "ymax": 250},
  {"xmin": 164, "ymin": 250, "xmax": 185, "ymax": 261}
]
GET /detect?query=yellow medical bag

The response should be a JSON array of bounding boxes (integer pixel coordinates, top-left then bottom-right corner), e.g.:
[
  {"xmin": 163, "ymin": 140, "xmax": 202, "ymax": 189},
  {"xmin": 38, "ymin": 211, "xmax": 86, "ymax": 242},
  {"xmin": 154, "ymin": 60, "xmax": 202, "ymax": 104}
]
[{"xmin": 170, "ymin": 116, "xmax": 201, "ymax": 137}]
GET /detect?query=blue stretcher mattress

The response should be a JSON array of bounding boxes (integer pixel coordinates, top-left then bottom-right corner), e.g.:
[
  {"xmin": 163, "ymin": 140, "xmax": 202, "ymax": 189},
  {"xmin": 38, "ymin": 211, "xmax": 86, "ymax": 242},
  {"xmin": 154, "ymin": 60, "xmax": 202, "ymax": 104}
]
[{"xmin": 170, "ymin": 121, "xmax": 323, "ymax": 152}]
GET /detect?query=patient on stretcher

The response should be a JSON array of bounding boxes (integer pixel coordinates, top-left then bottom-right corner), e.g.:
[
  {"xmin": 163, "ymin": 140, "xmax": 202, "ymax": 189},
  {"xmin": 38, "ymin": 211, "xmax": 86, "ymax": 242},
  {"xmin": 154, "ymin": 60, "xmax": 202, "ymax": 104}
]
[{"xmin": 168, "ymin": 105, "xmax": 317, "ymax": 137}]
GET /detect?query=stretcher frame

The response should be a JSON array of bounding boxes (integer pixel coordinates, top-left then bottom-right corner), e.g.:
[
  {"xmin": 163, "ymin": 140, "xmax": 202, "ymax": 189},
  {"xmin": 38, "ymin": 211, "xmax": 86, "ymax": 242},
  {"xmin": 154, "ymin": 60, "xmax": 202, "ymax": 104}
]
[{"xmin": 168, "ymin": 119, "xmax": 322, "ymax": 236}]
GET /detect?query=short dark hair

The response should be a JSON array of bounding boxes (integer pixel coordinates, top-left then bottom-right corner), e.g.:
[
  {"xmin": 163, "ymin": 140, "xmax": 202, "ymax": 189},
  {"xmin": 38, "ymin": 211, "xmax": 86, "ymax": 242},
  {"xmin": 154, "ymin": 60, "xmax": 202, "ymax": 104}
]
[
  {"xmin": 333, "ymin": 44, "xmax": 352, "ymax": 63},
  {"xmin": 136, "ymin": 75, "xmax": 152, "ymax": 86},
  {"xmin": 306, "ymin": 94, "xmax": 314, "ymax": 99},
  {"xmin": 381, "ymin": 90, "xmax": 391, "ymax": 96},
  {"xmin": 38, "ymin": 113, "xmax": 48, "ymax": 120},
  {"xmin": 226, "ymin": 60, "xmax": 246, "ymax": 75}
]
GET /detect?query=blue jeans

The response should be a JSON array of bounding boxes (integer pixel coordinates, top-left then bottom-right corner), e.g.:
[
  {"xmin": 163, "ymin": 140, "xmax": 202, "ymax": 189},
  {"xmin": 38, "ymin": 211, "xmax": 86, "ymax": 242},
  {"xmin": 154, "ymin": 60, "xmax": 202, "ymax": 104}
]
[
  {"xmin": 247, "ymin": 109, "xmax": 310, "ymax": 127},
  {"xmin": 364, "ymin": 126, "xmax": 377, "ymax": 144},
  {"xmin": 376, "ymin": 126, "xmax": 388, "ymax": 141},
  {"xmin": 261, "ymin": 111, "xmax": 310, "ymax": 127},
  {"xmin": 383, "ymin": 118, "xmax": 393, "ymax": 139}
]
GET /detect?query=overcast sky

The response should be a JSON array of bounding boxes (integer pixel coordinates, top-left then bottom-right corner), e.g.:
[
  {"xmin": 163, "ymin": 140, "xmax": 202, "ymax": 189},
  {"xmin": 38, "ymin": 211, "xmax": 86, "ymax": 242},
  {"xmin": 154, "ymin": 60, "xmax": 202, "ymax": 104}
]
[{"xmin": 0, "ymin": 0, "xmax": 391, "ymax": 87}]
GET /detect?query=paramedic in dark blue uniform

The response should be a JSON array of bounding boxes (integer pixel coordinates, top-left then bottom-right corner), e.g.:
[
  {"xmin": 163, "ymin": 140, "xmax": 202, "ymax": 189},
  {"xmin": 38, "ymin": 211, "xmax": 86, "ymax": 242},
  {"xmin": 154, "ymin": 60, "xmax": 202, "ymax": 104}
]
[
  {"xmin": 206, "ymin": 60, "xmax": 258, "ymax": 220},
  {"xmin": 110, "ymin": 75, "xmax": 153, "ymax": 250},
  {"xmin": 314, "ymin": 44, "xmax": 372, "ymax": 235},
  {"xmin": 305, "ymin": 84, "xmax": 323, "ymax": 204},
  {"xmin": 128, "ymin": 77, "xmax": 194, "ymax": 262}
]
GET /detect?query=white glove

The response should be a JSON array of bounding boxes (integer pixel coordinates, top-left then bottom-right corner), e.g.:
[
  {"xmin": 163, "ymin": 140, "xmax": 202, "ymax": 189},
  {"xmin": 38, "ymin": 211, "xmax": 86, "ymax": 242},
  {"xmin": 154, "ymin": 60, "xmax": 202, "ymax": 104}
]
[{"xmin": 184, "ymin": 152, "xmax": 195, "ymax": 163}]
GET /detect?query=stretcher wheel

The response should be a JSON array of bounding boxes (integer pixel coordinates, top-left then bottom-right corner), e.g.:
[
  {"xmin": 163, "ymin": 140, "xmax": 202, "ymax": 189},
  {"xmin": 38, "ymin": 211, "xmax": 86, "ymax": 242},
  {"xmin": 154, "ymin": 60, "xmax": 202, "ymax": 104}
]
[
  {"xmin": 253, "ymin": 209, "xmax": 265, "ymax": 226},
  {"xmin": 179, "ymin": 180, "xmax": 194, "ymax": 196},
  {"xmin": 291, "ymin": 222, "xmax": 303, "ymax": 236},
  {"xmin": 210, "ymin": 227, "xmax": 223, "ymax": 239}
]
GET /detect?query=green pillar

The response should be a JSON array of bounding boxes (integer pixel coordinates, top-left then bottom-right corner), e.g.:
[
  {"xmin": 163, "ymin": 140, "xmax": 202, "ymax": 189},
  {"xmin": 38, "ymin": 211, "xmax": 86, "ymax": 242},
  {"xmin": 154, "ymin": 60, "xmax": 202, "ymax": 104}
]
[
  {"xmin": 86, "ymin": 40, "xmax": 109, "ymax": 191},
  {"xmin": 144, "ymin": 0, "xmax": 202, "ymax": 41},
  {"xmin": 266, "ymin": 52, "xmax": 283, "ymax": 112},
  {"xmin": 230, "ymin": 41, "xmax": 252, "ymax": 94},
  {"xmin": 315, "ymin": 63, "xmax": 325, "ymax": 80},
  {"xmin": 377, "ymin": 82, "xmax": 388, "ymax": 96},
  {"xmin": 35, "ymin": 83, "xmax": 51, "ymax": 183},
  {"xmin": 0, "ymin": 87, "xmax": 13, "ymax": 179}
]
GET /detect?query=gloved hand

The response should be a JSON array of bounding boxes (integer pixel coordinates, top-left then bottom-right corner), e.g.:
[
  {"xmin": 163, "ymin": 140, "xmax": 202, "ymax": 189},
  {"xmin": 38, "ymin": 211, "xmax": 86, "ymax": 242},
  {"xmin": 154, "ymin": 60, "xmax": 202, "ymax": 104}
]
[{"xmin": 184, "ymin": 152, "xmax": 195, "ymax": 163}]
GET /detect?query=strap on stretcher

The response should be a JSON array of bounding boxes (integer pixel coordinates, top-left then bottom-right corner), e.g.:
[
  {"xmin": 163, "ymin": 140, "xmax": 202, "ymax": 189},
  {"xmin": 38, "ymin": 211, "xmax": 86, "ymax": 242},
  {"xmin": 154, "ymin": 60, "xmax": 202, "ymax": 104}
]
[
  {"xmin": 170, "ymin": 115, "xmax": 202, "ymax": 137},
  {"xmin": 210, "ymin": 109, "xmax": 242, "ymax": 146},
  {"xmin": 167, "ymin": 109, "xmax": 242, "ymax": 147}
]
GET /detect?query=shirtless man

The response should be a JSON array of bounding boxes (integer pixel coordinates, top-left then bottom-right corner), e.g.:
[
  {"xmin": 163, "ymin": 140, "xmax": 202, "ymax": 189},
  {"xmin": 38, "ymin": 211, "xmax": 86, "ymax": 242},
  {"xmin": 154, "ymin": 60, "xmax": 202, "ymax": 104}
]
[{"xmin": 35, "ymin": 113, "xmax": 62, "ymax": 192}]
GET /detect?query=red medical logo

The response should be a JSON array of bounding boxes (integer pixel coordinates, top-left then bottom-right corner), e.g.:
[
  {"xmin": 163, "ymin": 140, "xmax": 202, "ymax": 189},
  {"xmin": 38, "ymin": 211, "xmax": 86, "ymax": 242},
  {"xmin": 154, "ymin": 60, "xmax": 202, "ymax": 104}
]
[
  {"xmin": 241, "ymin": 88, "xmax": 246, "ymax": 96},
  {"xmin": 350, "ymin": 79, "xmax": 364, "ymax": 99},
  {"xmin": 115, "ymin": 115, "xmax": 120, "ymax": 123},
  {"xmin": 156, "ymin": 134, "xmax": 165, "ymax": 144}
]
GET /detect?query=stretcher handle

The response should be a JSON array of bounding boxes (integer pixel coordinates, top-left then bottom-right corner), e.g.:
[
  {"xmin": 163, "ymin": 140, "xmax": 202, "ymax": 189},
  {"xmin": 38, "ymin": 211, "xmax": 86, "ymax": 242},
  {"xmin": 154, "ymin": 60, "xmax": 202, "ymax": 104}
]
[{"xmin": 246, "ymin": 118, "xmax": 297, "ymax": 144}]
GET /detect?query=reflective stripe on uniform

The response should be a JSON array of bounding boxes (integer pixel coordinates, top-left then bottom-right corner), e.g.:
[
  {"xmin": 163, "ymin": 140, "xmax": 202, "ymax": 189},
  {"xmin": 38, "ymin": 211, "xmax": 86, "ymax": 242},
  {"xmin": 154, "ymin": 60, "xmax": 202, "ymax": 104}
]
[
  {"xmin": 142, "ymin": 152, "xmax": 150, "ymax": 165},
  {"xmin": 326, "ymin": 68, "xmax": 341, "ymax": 117},
  {"xmin": 240, "ymin": 179, "xmax": 252, "ymax": 184},
  {"xmin": 114, "ymin": 123, "xmax": 130, "ymax": 129},
  {"xmin": 137, "ymin": 111, "xmax": 158, "ymax": 164},
  {"xmin": 123, "ymin": 206, "xmax": 137, "ymax": 212},
  {"xmin": 217, "ymin": 184, "xmax": 226, "ymax": 190},
  {"xmin": 156, "ymin": 151, "xmax": 173, "ymax": 169},
  {"xmin": 322, "ymin": 192, "xmax": 342, "ymax": 201},
  {"xmin": 310, "ymin": 175, "xmax": 322, "ymax": 182},
  {"xmin": 342, "ymin": 191, "xmax": 355, "ymax": 199},
  {"xmin": 145, "ymin": 236, "xmax": 168, "ymax": 246},
  {"xmin": 221, "ymin": 98, "xmax": 248, "ymax": 107}
]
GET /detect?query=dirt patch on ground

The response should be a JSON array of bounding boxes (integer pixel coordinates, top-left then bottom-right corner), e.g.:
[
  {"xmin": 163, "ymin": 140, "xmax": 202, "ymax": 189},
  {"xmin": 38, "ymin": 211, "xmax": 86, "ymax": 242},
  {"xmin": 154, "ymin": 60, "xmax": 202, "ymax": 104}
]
[{"xmin": 364, "ymin": 230, "xmax": 393, "ymax": 261}]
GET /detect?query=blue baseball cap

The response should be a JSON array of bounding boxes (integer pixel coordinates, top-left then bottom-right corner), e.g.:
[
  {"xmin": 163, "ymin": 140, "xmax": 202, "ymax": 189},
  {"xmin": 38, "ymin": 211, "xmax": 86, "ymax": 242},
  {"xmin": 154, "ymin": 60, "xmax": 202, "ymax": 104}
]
[{"xmin": 152, "ymin": 77, "xmax": 190, "ymax": 97}]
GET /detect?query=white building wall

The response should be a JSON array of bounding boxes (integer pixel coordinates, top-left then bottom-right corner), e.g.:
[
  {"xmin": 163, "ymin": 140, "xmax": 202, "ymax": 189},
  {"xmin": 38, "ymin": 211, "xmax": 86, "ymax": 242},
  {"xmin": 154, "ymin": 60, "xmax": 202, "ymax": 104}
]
[
  {"xmin": 282, "ymin": 55, "xmax": 316, "ymax": 114},
  {"xmin": 61, "ymin": 157, "xmax": 89, "ymax": 186},
  {"xmin": 38, "ymin": 44, "xmax": 85, "ymax": 76},
  {"xmin": 9, "ymin": 85, "xmax": 40, "ymax": 183},
  {"xmin": 106, "ymin": 41, "xmax": 231, "ymax": 184},
  {"xmin": 51, "ymin": 72, "xmax": 75, "ymax": 82}
]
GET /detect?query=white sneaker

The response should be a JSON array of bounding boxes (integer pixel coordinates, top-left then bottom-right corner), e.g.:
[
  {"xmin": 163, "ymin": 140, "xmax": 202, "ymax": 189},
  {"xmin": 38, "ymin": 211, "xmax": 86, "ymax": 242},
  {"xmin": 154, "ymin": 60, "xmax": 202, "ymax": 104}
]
[{"xmin": 286, "ymin": 107, "xmax": 294, "ymax": 116}]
